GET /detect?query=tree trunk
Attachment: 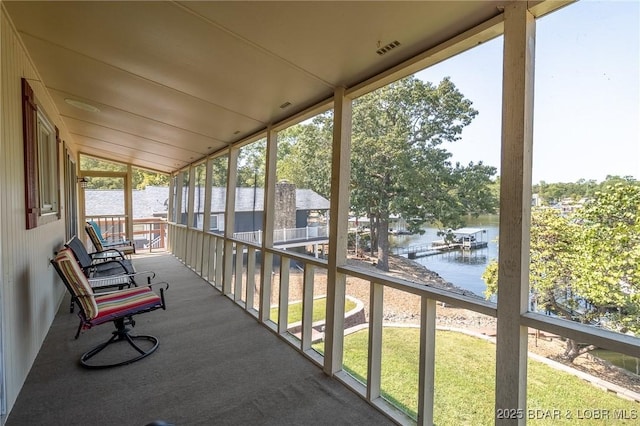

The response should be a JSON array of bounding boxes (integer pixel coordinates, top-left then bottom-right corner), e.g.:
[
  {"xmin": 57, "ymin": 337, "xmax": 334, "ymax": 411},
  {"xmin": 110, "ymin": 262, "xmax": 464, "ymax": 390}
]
[
  {"xmin": 547, "ymin": 299, "xmax": 598, "ymax": 363},
  {"xmin": 376, "ymin": 215, "xmax": 390, "ymax": 271},
  {"xmin": 369, "ymin": 213, "xmax": 378, "ymax": 255},
  {"xmin": 563, "ymin": 339, "xmax": 597, "ymax": 363}
]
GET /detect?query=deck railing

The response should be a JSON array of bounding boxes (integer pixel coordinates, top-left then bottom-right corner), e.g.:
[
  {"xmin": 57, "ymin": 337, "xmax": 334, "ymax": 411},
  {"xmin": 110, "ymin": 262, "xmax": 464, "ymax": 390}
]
[
  {"xmin": 233, "ymin": 225, "xmax": 329, "ymax": 245},
  {"xmin": 84, "ymin": 215, "xmax": 168, "ymax": 252},
  {"xmin": 167, "ymin": 221, "xmax": 640, "ymax": 425},
  {"xmin": 169, "ymin": 223, "xmax": 498, "ymax": 424}
]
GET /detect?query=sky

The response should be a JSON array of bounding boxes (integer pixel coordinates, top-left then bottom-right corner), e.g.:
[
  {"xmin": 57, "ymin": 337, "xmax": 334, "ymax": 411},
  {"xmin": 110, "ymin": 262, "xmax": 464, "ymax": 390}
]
[{"xmin": 416, "ymin": 0, "xmax": 639, "ymax": 184}]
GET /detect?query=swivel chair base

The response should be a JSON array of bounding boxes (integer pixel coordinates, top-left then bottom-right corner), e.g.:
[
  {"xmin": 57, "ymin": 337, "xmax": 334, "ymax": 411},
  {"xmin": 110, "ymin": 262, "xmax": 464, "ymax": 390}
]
[{"xmin": 80, "ymin": 319, "xmax": 159, "ymax": 369}]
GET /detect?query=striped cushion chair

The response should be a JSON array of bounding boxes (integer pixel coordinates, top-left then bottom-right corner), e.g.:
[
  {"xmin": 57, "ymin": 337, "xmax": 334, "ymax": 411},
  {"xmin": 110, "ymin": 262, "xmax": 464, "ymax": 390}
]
[
  {"xmin": 51, "ymin": 248, "xmax": 168, "ymax": 369},
  {"xmin": 64, "ymin": 235, "xmax": 159, "ymax": 314}
]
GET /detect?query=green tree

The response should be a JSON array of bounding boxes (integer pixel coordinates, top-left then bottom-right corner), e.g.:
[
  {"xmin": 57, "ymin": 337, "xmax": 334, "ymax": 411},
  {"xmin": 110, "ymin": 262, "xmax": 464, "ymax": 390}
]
[
  {"xmin": 80, "ymin": 156, "xmax": 126, "ymax": 173},
  {"xmin": 80, "ymin": 155, "xmax": 169, "ymax": 189},
  {"xmin": 132, "ymin": 168, "xmax": 169, "ymax": 189},
  {"xmin": 277, "ymin": 119, "xmax": 333, "ymax": 199},
  {"xmin": 236, "ymin": 139, "xmax": 266, "ymax": 188},
  {"xmin": 275, "ymin": 77, "xmax": 497, "ymax": 271},
  {"xmin": 210, "ymin": 155, "xmax": 228, "ymax": 188},
  {"xmin": 451, "ymin": 161, "xmax": 499, "ymax": 216},
  {"xmin": 350, "ymin": 76, "xmax": 496, "ymax": 271},
  {"xmin": 484, "ymin": 208, "xmax": 589, "ymax": 361},
  {"xmin": 572, "ymin": 183, "xmax": 640, "ymax": 336},
  {"xmin": 483, "ymin": 182, "xmax": 640, "ymax": 362},
  {"xmin": 532, "ymin": 176, "xmax": 639, "ymax": 206}
]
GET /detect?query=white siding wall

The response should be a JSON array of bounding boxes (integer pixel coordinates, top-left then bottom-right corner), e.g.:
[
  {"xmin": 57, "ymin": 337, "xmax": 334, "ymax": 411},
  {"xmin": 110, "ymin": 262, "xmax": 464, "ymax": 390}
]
[
  {"xmin": 0, "ymin": 4, "xmax": 4, "ymax": 419},
  {"xmin": 1, "ymin": 8, "xmax": 73, "ymax": 420}
]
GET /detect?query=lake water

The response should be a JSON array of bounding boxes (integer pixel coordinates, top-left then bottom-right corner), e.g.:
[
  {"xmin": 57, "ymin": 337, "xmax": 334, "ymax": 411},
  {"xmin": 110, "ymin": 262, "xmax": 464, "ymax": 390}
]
[
  {"xmin": 391, "ymin": 215, "xmax": 500, "ymax": 298},
  {"xmin": 391, "ymin": 215, "xmax": 640, "ymax": 376}
]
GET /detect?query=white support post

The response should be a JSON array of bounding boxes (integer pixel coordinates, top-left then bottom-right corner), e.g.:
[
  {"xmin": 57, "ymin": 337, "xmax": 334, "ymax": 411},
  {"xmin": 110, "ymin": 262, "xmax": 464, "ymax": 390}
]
[
  {"xmin": 223, "ymin": 149, "xmax": 239, "ymax": 295},
  {"xmin": 203, "ymin": 159, "xmax": 213, "ymax": 232},
  {"xmin": 260, "ymin": 128, "xmax": 278, "ymax": 323},
  {"xmin": 167, "ymin": 174, "xmax": 175, "ymax": 229},
  {"xmin": 187, "ymin": 166, "xmax": 195, "ymax": 230},
  {"xmin": 201, "ymin": 158, "xmax": 214, "ymax": 274},
  {"xmin": 496, "ymin": 2, "xmax": 535, "ymax": 424},
  {"xmin": 125, "ymin": 164, "xmax": 134, "ymax": 244},
  {"xmin": 174, "ymin": 173, "xmax": 184, "ymax": 224},
  {"xmin": 186, "ymin": 167, "xmax": 196, "ymax": 268},
  {"xmin": 325, "ymin": 87, "xmax": 352, "ymax": 375},
  {"xmin": 174, "ymin": 172, "xmax": 184, "ymax": 257}
]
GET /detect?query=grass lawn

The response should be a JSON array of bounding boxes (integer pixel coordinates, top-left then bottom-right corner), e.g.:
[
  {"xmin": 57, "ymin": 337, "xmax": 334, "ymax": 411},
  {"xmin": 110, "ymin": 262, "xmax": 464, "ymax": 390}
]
[
  {"xmin": 327, "ymin": 328, "xmax": 638, "ymax": 425},
  {"xmin": 270, "ymin": 297, "xmax": 357, "ymax": 325}
]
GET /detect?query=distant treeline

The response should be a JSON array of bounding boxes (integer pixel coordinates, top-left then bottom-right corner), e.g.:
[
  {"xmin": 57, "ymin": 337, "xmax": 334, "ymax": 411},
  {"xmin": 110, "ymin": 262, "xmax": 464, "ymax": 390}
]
[{"xmin": 533, "ymin": 175, "xmax": 638, "ymax": 205}]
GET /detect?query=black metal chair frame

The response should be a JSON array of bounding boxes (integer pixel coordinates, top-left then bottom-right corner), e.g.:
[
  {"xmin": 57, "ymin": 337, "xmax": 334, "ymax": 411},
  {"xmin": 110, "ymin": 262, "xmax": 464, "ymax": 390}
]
[
  {"xmin": 64, "ymin": 236, "xmax": 156, "ymax": 313},
  {"xmin": 80, "ymin": 316, "xmax": 160, "ymax": 369},
  {"xmin": 52, "ymin": 248, "xmax": 168, "ymax": 369},
  {"xmin": 66, "ymin": 235, "xmax": 133, "ymax": 275}
]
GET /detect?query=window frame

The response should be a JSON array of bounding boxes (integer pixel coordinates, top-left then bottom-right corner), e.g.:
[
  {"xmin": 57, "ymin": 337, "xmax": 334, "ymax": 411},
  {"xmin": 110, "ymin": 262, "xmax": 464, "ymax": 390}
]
[
  {"xmin": 36, "ymin": 109, "xmax": 59, "ymax": 215},
  {"xmin": 22, "ymin": 78, "xmax": 61, "ymax": 229}
]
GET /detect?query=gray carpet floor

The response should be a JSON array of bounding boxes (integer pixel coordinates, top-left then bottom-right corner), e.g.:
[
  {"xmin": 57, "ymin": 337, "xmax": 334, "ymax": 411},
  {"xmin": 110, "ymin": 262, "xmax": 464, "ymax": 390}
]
[{"xmin": 7, "ymin": 253, "xmax": 394, "ymax": 426}]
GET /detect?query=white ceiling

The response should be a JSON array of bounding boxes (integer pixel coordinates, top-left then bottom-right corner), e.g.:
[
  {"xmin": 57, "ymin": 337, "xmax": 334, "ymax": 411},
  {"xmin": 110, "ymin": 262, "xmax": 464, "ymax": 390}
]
[{"xmin": 4, "ymin": 1, "xmax": 559, "ymax": 174}]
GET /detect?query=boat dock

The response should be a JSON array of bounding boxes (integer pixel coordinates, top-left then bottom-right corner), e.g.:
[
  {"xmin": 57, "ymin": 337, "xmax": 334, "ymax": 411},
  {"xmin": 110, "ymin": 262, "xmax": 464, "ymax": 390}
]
[{"xmin": 394, "ymin": 227, "xmax": 488, "ymax": 259}]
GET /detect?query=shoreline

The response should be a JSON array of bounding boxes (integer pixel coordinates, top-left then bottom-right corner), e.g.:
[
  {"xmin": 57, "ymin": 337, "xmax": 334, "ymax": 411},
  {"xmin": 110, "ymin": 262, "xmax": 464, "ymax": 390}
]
[
  {"xmin": 266, "ymin": 251, "xmax": 639, "ymax": 393},
  {"xmin": 344, "ymin": 254, "xmax": 639, "ymax": 394},
  {"xmin": 348, "ymin": 253, "xmax": 483, "ymax": 299}
]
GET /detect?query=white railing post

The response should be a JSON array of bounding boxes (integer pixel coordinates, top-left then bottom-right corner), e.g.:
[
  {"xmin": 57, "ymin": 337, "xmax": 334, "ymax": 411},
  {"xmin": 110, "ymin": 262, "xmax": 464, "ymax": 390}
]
[
  {"xmin": 246, "ymin": 246, "xmax": 256, "ymax": 312},
  {"xmin": 418, "ymin": 297, "xmax": 437, "ymax": 426},
  {"xmin": 367, "ymin": 281, "xmax": 384, "ymax": 402},
  {"xmin": 234, "ymin": 243, "xmax": 244, "ymax": 301},
  {"xmin": 278, "ymin": 257, "xmax": 291, "ymax": 334},
  {"xmin": 301, "ymin": 265, "xmax": 315, "ymax": 351}
]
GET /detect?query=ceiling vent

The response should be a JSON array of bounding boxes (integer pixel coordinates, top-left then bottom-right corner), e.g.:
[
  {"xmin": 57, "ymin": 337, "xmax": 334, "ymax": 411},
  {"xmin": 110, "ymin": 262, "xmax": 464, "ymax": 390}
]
[
  {"xmin": 279, "ymin": 101, "xmax": 292, "ymax": 109},
  {"xmin": 376, "ymin": 40, "xmax": 401, "ymax": 56}
]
